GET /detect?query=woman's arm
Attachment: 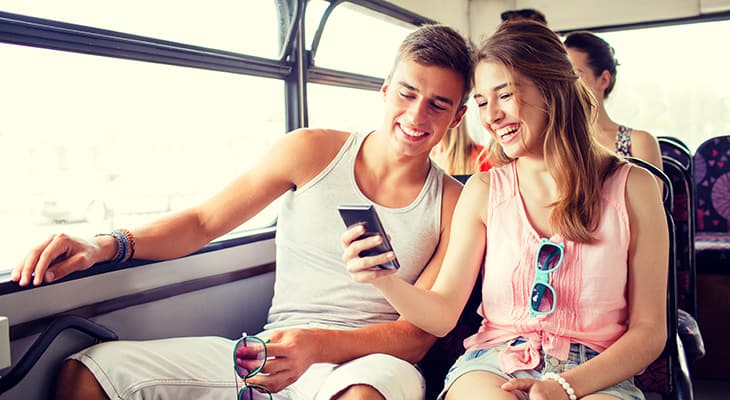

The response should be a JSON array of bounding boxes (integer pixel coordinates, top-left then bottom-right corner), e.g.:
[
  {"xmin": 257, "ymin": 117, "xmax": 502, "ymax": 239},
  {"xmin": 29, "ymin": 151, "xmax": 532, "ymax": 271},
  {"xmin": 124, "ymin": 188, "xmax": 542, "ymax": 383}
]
[
  {"xmin": 559, "ymin": 165, "xmax": 669, "ymax": 397},
  {"xmin": 345, "ymin": 173, "xmax": 491, "ymax": 337}
]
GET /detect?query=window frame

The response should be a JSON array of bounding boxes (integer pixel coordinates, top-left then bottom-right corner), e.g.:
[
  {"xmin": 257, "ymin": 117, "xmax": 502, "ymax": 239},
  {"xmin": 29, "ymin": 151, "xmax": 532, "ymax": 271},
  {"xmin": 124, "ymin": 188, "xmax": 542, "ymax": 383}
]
[{"xmin": 0, "ymin": 0, "xmax": 434, "ymax": 291}]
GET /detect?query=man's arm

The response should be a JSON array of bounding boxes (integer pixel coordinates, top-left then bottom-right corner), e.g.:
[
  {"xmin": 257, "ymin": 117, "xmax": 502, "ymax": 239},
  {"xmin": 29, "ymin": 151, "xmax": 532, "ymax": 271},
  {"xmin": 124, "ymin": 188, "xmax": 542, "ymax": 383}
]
[{"xmin": 13, "ymin": 129, "xmax": 344, "ymax": 285}]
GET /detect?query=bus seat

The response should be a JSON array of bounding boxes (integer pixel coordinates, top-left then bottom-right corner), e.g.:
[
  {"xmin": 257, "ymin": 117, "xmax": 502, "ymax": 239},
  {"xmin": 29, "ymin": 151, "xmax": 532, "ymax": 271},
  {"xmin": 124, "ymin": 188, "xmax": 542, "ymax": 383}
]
[
  {"xmin": 659, "ymin": 136, "xmax": 692, "ymax": 171},
  {"xmin": 661, "ymin": 156, "xmax": 697, "ymax": 318},
  {"xmin": 693, "ymin": 135, "xmax": 730, "ymax": 274},
  {"xmin": 0, "ymin": 315, "xmax": 118, "ymax": 397},
  {"xmin": 626, "ymin": 157, "xmax": 694, "ymax": 400}
]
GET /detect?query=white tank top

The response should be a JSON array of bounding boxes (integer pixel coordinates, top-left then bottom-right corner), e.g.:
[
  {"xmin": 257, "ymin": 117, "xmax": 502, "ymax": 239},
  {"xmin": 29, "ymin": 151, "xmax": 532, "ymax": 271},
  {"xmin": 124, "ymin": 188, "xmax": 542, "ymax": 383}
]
[{"xmin": 265, "ymin": 131, "xmax": 444, "ymax": 330}]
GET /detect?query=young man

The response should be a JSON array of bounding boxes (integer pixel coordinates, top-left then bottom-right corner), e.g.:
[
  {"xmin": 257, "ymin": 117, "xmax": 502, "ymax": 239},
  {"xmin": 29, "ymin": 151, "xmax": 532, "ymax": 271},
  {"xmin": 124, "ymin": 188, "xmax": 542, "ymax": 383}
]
[{"xmin": 12, "ymin": 24, "xmax": 473, "ymax": 400}]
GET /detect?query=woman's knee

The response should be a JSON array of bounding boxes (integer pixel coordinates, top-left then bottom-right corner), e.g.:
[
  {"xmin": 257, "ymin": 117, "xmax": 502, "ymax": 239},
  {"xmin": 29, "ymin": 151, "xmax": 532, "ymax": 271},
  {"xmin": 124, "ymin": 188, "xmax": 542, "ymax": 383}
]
[
  {"xmin": 55, "ymin": 359, "xmax": 108, "ymax": 400},
  {"xmin": 331, "ymin": 384, "xmax": 385, "ymax": 400}
]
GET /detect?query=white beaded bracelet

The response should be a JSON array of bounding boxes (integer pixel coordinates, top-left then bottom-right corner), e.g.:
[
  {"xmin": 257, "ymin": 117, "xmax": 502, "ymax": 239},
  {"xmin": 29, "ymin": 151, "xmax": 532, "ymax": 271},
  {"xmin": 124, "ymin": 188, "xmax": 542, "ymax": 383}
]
[{"xmin": 542, "ymin": 372, "xmax": 577, "ymax": 400}]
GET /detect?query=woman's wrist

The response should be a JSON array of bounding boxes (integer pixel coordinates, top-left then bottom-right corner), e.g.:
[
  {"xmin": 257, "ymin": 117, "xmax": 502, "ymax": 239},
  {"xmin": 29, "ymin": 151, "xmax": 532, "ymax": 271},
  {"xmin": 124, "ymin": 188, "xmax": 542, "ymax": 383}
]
[{"xmin": 542, "ymin": 372, "xmax": 577, "ymax": 400}]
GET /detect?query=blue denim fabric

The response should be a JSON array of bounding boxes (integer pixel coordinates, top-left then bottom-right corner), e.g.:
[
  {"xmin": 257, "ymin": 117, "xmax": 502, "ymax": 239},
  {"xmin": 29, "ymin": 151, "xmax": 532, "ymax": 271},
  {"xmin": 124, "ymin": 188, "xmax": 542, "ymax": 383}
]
[{"xmin": 438, "ymin": 338, "xmax": 644, "ymax": 400}]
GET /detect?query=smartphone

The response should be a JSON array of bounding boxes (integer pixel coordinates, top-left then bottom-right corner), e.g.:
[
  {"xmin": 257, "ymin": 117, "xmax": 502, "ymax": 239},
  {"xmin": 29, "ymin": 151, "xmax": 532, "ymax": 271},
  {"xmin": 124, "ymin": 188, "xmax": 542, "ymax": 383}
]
[{"xmin": 338, "ymin": 204, "xmax": 400, "ymax": 270}]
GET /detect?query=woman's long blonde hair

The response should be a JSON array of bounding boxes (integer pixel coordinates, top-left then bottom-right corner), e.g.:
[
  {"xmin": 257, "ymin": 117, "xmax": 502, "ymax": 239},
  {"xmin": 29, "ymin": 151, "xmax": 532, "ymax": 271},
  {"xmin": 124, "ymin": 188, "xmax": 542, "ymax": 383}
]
[
  {"xmin": 478, "ymin": 20, "xmax": 620, "ymax": 243},
  {"xmin": 437, "ymin": 122, "xmax": 480, "ymax": 175}
]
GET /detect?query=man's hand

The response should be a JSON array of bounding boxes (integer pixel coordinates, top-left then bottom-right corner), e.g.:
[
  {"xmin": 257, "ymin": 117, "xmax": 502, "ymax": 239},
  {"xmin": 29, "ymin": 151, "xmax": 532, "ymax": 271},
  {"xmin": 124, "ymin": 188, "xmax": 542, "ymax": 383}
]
[
  {"xmin": 236, "ymin": 328, "xmax": 323, "ymax": 393},
  {"xmin": 11, "ymin": 233, "xmax": 107, "ymax": 286}
]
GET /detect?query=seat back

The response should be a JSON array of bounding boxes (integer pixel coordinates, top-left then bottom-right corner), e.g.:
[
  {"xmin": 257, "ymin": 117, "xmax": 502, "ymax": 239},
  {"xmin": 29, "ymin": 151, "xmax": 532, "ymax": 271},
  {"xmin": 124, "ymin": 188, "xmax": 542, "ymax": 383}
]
[
  {"xmin": 693, "ymin": 135, "xmax": 730, "ymax": 233},
  {"xmin": 662, "ymin": 156, "xmax": 697, "ymax": 318},
  {"xmin": 626, "ymin": 157, "xmax": 693, "ymax": 399},
  {"xmin": 659, "ymin": 136, "xmax": 692, "ymax": 171}
]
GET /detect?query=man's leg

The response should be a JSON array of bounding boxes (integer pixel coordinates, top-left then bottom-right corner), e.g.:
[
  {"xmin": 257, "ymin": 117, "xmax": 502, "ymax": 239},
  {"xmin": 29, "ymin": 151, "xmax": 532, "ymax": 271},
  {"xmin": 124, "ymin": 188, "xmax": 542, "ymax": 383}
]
[
  {"xmin": 315, "ymin": 353, "xmax": 424, "ymax": 400},
  {"xmin": 56, "ymin": 360, "xmax": 108, "ymax": 400},
  {"xmin": 57, "ymin": 336, "xmax": 239, "ymax": 400}
]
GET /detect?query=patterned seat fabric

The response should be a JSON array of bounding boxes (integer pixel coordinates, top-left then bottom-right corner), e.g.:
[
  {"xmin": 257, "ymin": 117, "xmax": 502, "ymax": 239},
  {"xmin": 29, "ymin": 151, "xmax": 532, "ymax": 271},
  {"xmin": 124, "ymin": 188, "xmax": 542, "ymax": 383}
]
[{"xmin": 693, "ymin": 135, "xmax": 730, "ymax": 273}]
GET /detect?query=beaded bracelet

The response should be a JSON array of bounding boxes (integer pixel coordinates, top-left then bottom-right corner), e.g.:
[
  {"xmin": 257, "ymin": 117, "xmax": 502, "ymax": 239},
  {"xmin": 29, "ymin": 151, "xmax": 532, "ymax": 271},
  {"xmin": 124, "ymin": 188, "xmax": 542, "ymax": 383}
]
[
  {"xmin": 95, "ymin": 229, "xmax": 136, "ymax": 264},
  {"xmin": 117, "ymin": 228, "xmax": 136, "ymax": 262},
  {"xmin": 542, "ymin": 372, "xmax": 577, "ymax": 400}
]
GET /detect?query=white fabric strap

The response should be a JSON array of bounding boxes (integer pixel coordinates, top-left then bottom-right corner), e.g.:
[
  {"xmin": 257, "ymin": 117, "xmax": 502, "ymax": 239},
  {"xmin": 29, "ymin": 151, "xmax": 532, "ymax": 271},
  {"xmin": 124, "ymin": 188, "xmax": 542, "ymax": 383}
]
[{"xmin": 542, "ymin": 372, "xmax": 577, "ymax": 400}]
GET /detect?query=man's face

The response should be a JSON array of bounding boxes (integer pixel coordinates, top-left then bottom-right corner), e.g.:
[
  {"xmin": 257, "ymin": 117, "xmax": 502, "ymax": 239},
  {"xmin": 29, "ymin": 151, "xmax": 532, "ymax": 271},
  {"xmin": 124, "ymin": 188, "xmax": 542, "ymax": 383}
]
[{"xmin": 380, "ymin": 59, "xmax": 466, "ymax": 158}]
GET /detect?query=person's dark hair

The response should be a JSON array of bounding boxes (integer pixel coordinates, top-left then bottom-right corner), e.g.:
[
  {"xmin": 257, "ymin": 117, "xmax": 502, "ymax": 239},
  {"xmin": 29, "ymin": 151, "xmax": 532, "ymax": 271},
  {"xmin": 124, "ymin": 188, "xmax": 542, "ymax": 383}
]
[
  {"xmin": 389, "ymin": 24, "xmax": 474, "ymax": 106},
  {"xmin": 564, "ymin": 31, "xmax": 619, "ymax": 98},
  {"xmin": 476, "ymin": 20, "xmax": 619, "ymax": 243},
  {"xmin": 500, "ymin": 8, "xmax": 547, "ymax": 25}
]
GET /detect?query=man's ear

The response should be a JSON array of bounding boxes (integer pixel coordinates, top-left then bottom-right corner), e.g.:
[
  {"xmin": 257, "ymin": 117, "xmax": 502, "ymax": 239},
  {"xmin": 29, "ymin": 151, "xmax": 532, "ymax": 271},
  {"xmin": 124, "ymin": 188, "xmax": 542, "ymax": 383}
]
[
  {"xmin": 381, "ymin": 76, "xmax": 391, "ymax": 99},
  {"xmin": 449, "ymin": 105, "xmax": 468, "ymax": 129}
]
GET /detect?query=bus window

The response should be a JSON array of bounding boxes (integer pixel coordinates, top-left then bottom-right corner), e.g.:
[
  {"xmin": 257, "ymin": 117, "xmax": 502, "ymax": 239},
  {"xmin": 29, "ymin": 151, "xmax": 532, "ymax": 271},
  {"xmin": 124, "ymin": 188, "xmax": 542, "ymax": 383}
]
[
  {"xmin": 308, "ymin": 1, "xmax": 414, "ymax": 78},
  {"xmin": 593, "ymin": 20, "xmax": 730, "ymax": 151},
  {"xmin": 0, "ymin": 0, "xmax": 281, "ymax": 58},
  {"xmin": 0, "ymin": 42, "xmax": 285, "ymax": 273},
  {"xmin": 307, "ymin": 83, "xmax": 383, "ymax": 133}
]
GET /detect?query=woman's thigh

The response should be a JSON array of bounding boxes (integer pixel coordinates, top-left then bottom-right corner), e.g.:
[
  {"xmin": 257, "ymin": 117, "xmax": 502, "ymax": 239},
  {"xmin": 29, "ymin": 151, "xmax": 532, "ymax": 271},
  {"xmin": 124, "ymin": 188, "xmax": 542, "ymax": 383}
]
[{"xmin": 446, "ymin": 371, "xmax": 519, "ymax": 400}]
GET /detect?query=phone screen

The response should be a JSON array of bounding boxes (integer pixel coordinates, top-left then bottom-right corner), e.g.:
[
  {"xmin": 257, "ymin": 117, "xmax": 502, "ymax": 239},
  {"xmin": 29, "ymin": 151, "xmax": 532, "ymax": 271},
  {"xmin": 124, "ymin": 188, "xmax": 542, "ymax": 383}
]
[{"xmin": 337, "ymin": 204, "xmax": 400, "ymax": 270}]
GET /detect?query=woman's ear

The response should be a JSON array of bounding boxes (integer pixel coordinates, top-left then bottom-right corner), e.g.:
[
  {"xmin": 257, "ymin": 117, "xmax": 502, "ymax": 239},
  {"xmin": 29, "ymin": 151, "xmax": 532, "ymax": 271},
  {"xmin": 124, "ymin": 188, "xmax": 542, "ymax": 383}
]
[{"xmin": 598, "ymin": 70, "xmax": 612, "ymax": 92}]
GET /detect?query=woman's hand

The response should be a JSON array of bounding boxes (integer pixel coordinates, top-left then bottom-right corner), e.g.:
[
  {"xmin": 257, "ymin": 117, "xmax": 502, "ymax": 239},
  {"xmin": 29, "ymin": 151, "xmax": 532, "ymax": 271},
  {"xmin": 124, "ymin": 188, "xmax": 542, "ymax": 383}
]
[
  {"xmin": 10, "ymin": 233, "xmax": 108, "ymax": 286},
  {"xmin": 340, "ymin": 224, "xmax": 397, "ymax": 284},
  {"xmin": 502, "ymin": 377, "xmax": 572, "ymax": 400}
]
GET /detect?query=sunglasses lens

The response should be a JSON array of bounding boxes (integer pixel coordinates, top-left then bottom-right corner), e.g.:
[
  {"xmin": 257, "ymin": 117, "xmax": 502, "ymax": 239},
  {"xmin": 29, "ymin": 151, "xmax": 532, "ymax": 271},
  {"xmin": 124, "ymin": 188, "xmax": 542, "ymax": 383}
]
[
  {"xmin": 537, "ymin": 243, "xmax": 562, "ymax": 271},
  {"xmin": 239, "ymin": 384, "xmax": 272, "ymax": 400},
  {"xmin": 531, "ymin": 283, "xmax": 555, "ymax": 313},
  {"xmin": 234, "ymin": 338, "xmax": 266, "ymax": 378}
]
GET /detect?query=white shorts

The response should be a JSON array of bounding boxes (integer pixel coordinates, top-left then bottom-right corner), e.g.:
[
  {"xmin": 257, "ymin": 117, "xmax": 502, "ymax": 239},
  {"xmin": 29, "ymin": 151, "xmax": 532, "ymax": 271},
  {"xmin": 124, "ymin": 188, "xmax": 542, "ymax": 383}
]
[{"xmin": 68, "ymin": 334, "xmax": 425, "ymax": 400}]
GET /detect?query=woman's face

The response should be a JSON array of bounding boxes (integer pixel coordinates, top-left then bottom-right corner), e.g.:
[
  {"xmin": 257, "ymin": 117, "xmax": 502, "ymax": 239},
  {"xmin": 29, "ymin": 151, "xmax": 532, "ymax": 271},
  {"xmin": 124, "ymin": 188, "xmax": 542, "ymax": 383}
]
[
  {"xmin": 473, "ymin": 61, "xmax": 547, "ymax": 159},
  {"xmin": 566, "ymin": 47, "xmax": 605, "ymax": 101}
]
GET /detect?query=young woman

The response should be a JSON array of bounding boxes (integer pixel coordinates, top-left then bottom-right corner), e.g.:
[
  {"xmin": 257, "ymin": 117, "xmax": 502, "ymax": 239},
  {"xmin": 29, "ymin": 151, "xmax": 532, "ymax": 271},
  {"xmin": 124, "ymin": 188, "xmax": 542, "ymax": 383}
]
[
  {"xmin": 343, "ymin": 20, "xmax": 668, "ymax": 400},
  {"xmin": 564, "ymin": 31, "xmax": 663, "ymax": 173}
]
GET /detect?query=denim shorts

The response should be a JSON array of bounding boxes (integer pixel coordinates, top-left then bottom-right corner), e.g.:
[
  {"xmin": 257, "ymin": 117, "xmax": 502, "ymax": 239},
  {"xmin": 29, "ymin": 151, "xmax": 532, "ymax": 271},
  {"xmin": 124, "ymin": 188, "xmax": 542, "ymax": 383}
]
[{"xmin": 438, "ymin": 338, "xmax": 645, "ymax": 400}]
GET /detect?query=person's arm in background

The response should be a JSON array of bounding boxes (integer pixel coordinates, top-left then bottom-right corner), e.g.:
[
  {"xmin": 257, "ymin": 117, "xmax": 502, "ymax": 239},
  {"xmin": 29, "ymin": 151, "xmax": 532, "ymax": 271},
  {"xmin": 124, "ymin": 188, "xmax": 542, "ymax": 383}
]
[{"xmin": 631, "ymin": 129, "xmax": 664, "ymax": 188}]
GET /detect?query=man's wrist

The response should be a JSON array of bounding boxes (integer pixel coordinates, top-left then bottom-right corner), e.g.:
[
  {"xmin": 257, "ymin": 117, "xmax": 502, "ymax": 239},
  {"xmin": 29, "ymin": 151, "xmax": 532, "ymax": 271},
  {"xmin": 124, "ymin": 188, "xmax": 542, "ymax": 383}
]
[{"xmin": 93, "ymin": 234, "xmax": 119, "ymax": 263}]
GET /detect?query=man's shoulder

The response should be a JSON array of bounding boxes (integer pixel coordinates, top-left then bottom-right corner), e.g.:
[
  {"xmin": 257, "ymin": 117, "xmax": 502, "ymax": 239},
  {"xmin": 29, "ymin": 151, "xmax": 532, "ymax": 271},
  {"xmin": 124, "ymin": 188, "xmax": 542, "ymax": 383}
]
[
  {"xmin": 279, "ymin": 128, "xmax": 351, "ymax": 156},
  {"xmin": 289, "ymin": 127, "xmax": 350, "ymax": 140},
  {"xmin": 275, "ymin": 129, "xmax": 354, "ymax": 186}
]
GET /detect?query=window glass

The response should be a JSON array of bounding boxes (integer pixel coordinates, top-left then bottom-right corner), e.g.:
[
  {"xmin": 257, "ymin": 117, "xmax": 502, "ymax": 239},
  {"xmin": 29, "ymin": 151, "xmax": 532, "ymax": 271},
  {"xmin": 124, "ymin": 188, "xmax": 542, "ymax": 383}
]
[
  {"xmin": 1, "ymin": 0, "xmax": 281, "ymax": 58},
  {"xmin": 312, "ymin": 2, "xmax": 415, "ymax": 78},
  {"xmin": 307, "ymin": 83, "xmax": 383, "ymax": 133},
  {"xmin": 596, "ymin": 20, "xmax": 730, "ymax": 151},
  {"xmin": 305, "ymin": 0, "xmax": 330, "ymax": 49},
  {"xmin": 0, "ymin": 43, "xmax": 285, "ymax": 272}
]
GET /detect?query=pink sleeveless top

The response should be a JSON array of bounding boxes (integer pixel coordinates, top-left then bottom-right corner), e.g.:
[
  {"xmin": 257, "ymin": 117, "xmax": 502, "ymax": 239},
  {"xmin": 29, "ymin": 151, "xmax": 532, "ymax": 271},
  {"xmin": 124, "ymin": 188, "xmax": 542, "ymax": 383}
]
[{"xmin": 464, "ymin": 162, "xmax": 632, "ymax": 374}]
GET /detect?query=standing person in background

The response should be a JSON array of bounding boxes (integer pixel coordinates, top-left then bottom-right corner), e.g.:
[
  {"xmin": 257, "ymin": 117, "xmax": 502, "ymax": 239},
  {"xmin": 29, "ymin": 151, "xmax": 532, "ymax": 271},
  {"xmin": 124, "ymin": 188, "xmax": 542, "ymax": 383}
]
[
  {"xmin": 500, "ymin": 8, "xmax": 548, "ymax": 25},
  {"xmin": 344, "ymin": 20, "xmax": 668, "ymax": 400},
  {"xmin": 431, "ymin": 121, "xmax": 491, "ymax": 175},
  {"xmin": 564, "ymin": 31, "xmax": 663, "ymax": 172}
]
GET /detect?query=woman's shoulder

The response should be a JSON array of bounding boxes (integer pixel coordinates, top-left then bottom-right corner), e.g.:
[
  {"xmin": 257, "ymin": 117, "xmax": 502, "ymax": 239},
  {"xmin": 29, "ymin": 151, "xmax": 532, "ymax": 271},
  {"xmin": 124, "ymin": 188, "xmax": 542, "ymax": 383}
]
[{"xmin": 630, "ymin": 129, "xmax": 660, "ymax": 150}]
